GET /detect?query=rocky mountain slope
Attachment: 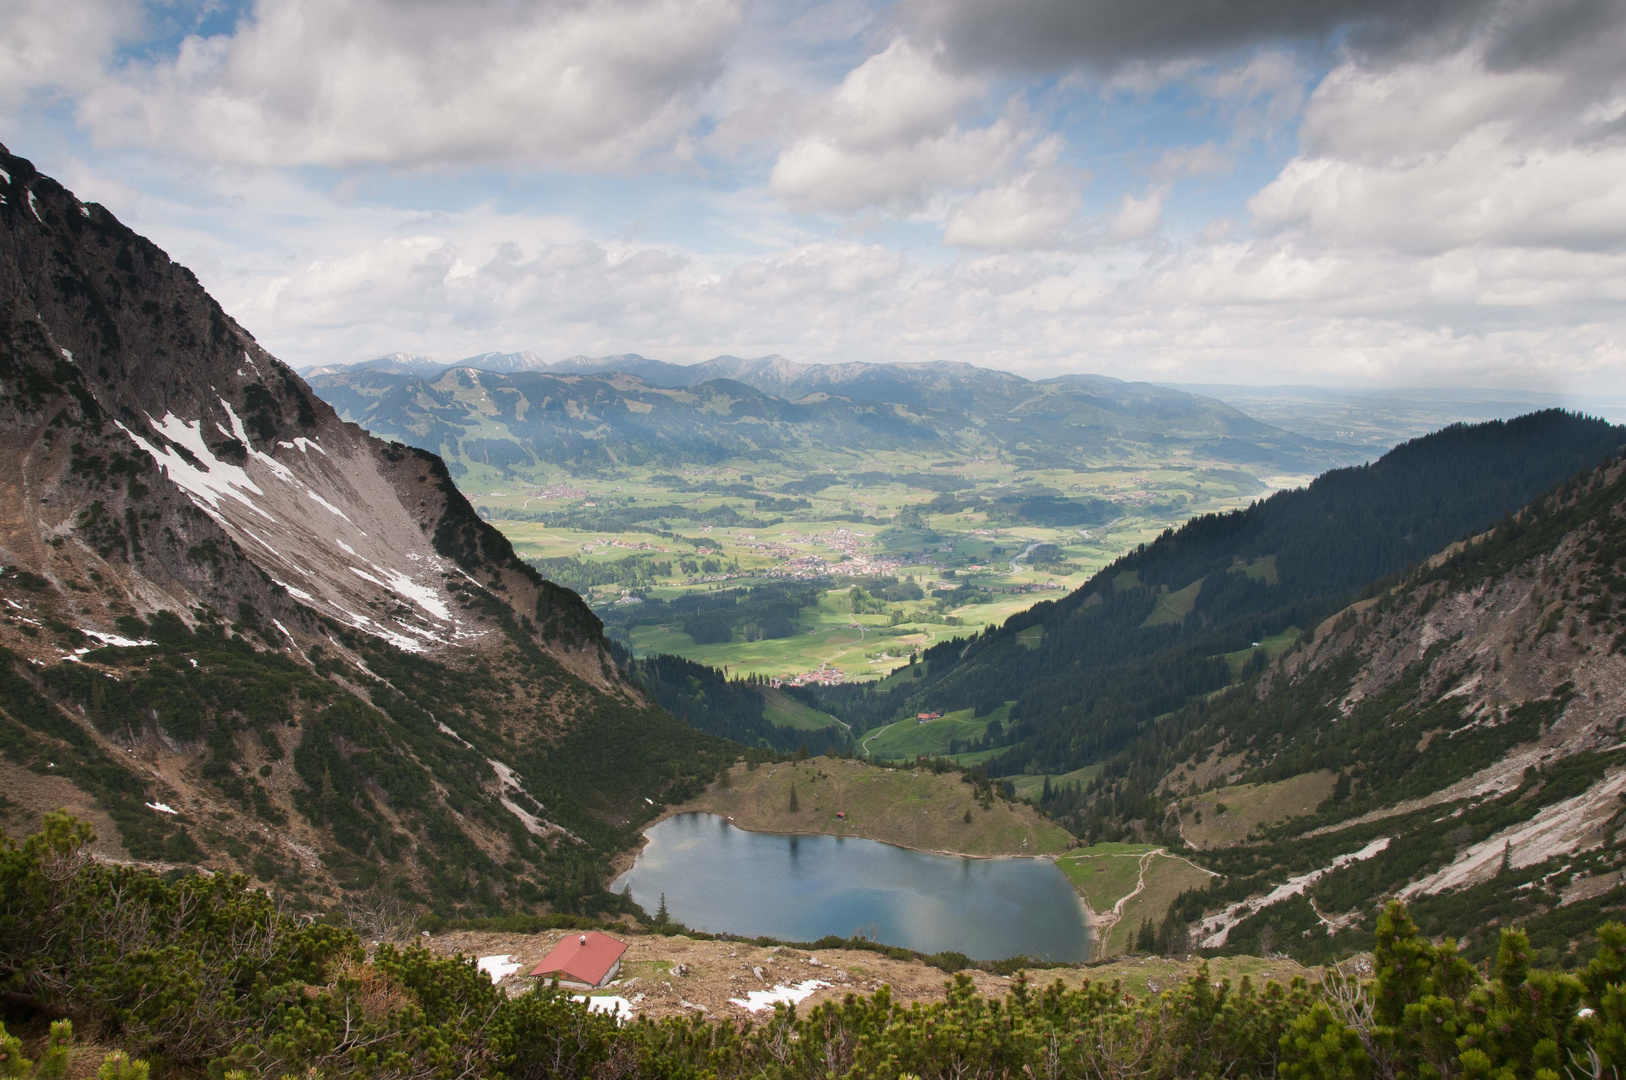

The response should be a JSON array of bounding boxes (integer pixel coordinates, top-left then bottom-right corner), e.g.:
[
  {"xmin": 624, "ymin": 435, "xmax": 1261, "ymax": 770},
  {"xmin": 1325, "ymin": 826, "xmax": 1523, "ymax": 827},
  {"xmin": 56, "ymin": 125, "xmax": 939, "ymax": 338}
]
[
  {"xmin": 1105, "ymin": 453, "xmax": 1626, "ymax": 963},
  {"xmin": 0, "ymin": 144, "xmax": 725, "ymax": 915}
]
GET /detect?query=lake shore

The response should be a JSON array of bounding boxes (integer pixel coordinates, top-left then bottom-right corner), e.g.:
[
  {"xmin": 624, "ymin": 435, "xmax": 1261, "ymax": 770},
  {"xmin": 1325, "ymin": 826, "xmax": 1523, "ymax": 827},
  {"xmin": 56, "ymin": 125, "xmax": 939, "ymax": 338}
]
[{"xmin": 651, "ymin": 756, "xmax": 1075, "ymax": 863}]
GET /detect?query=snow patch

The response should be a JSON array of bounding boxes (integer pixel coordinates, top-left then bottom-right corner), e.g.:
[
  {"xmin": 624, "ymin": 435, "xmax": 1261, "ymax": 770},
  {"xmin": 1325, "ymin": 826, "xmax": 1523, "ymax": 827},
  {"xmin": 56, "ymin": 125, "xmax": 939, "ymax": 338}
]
[
  {"xmin": 336, "ymin": 538, "xmax": 357, "ymax": 555},
  {"xmin": 478, "ymin": 955, "xmax": 522, "ymax": 983},
  {"xmin": 729, "ymin": 980, "xmax": 829, "ymax": 1012},
  {"xmin": 27, "ymin": 190, "xmax": 42, "ymax": 222},
  {"xmin": 307, "ymin": 490, "xmax": 353, "ymax": 522},
  {"xmin": 117, "ymin": 414, "xmax": 273, "ymax": 520},
  {"xmin": 145, "ymin": 802, "xmax": 178, "ymax": 815},
  {"xmin": 0, "ymin": 167, "xmax": 9, "ymax": 183},
  {"xmin": 85, "ymin": 629, "xmax": 156, "ymax": 648},
  {"xmin": 58, "ymin": 347, "xmax": 73, "ymax": 364},
  {"xmin": 572, "ymin": 995, "xmax": 634, "ymax": 1021},
  {"xmin": 272, "ymin": 620, "xmax": 298, "ymax": 644},
  {"xmin": 218, "ymin": 399, "xmax": 296, "ymax": 484},
  {"xmin": 348, "ymin": 565, "xmax": 450, "ymax": 621},
  {"xmin": 272, "ymin": 579, "xmax": 317, "ymax": 605},
  {"xmin": 1197, "ymin": 837, "xmax": 1391, "ymax": 947}
]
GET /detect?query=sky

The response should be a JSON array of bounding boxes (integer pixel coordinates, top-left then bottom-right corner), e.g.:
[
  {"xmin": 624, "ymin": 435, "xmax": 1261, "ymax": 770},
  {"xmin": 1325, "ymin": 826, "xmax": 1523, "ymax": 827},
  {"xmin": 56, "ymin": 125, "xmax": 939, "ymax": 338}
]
[{"xmin": 3, "ymin": 0, "xmax": 1625, "ymax": 392}]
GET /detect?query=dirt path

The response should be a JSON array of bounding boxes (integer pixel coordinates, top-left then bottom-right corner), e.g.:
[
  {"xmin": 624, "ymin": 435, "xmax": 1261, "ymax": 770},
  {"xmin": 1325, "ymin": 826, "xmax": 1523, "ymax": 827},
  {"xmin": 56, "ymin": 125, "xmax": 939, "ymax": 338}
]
[{"xmin": 1091, "ymin": 849, "xmax": 1160, "ymax": 938}]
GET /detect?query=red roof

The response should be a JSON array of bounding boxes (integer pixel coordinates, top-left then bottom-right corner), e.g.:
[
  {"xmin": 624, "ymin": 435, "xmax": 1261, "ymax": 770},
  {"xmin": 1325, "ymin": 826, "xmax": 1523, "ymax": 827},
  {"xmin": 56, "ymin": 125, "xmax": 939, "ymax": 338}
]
[{"xmin": 528, "ymin": 931, "xmax": 628, "ymax": 986}]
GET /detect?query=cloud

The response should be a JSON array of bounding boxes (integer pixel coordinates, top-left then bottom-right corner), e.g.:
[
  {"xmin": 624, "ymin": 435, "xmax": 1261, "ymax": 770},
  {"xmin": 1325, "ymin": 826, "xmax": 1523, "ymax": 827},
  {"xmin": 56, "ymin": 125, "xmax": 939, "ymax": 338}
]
[
  {"xmin": 1250, "ymin": 12, "xmax": 1626, "ymax": 255},
  {"xmin": 0, "ymin": 0, "xmax": 138, "ymax": 105},
  {"xmin": 898, "ymin": 0, "xmax": 1506, "ymax": 73},
  {"xmin": 768, "ymin": 38, "xmax": 1028, "ymax": 212},
  {"xmin": 68, "ymin": 0, "xmax": 746, "ymax": 168},
  {"xmin": 942, "ymin": 154, "xmax": 1084, "ymax": 249}
]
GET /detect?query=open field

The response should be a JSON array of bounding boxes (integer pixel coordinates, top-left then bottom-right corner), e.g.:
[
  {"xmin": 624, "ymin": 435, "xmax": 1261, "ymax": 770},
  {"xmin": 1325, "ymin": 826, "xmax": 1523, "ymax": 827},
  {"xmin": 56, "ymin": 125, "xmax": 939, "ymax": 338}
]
[
  {"xmin": 427, "ymin": 928, "xmax": 1317, "ymax": 1021},
  {"xmin": 674, "ymin": 756, "xmax": 1074, "ymax": 857},
  {"xmin": 466, "ymin": 452, "xmax": 1303, "ymax": 682},
  {"xmin": 1177, "ymin": 770, "xmax": 1338, "ymax": 849},
  {"xmin": 860, "ymin": 703, "xmax": 1011, "ymax": 761},
  {"xmin": 1220, "ymin": 626, "xmax": 1303, "ymax": 678},
  {"xmin": 762, "ymin": 689, "xmax": 845, "ymax": 732}
]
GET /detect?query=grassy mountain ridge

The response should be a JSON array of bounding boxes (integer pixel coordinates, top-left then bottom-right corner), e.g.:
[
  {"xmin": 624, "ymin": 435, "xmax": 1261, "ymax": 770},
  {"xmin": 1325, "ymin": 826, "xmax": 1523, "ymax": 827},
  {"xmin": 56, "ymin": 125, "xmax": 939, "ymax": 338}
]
[{"xmin": 0, "ymin": 144, "xmax": 727, "ymax": 916}]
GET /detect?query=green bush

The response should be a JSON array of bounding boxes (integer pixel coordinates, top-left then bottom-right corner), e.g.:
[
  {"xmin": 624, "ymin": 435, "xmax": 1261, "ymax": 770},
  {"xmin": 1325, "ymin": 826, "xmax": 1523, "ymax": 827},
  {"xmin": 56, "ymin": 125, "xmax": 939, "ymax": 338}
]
[{"xmin": 8, "ymin": 816, "xmax": 1626, "ymax": 1080}]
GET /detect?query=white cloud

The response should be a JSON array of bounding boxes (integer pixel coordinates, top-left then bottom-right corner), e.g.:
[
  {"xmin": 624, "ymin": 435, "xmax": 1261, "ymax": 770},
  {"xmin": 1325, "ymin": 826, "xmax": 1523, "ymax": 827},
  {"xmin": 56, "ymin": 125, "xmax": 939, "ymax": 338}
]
[
  {"xmin": 1108, "ymin": 186, "xmax": 1167, "ymax": 242},
  {"xmin": 71, "ymin": 0, "xmax": 746, "ymax": 168},
  {"xmin": 0, "ymin": 0, "xmax": 137, "ymax": 105},
  {"xmin": 1250, "ymin": 19, "xmax": 1626, "ymax": 256},
  {"xmin": 768, "ymin": 38, "xmax": 1028, "ymax": 212}
]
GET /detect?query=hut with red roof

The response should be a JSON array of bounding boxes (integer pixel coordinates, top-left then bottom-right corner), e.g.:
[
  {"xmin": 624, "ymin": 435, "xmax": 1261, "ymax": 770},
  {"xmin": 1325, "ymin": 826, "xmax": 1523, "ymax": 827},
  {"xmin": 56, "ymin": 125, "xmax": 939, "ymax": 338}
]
[{"xmin": 528, "ymin": 931, "xmax": 628, "ymax": 989}]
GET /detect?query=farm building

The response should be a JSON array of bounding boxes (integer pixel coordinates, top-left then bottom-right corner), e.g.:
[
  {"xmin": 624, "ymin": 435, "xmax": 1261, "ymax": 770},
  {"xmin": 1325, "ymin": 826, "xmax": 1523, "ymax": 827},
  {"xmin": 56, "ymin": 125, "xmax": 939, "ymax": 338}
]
[{"xmin": 528, "ymin": 931, "xmax": 628, "ymax": 989}]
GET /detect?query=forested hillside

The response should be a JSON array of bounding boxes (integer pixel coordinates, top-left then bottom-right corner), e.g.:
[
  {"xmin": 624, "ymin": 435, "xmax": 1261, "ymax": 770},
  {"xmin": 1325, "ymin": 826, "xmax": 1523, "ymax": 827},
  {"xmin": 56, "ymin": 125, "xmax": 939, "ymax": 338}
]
[{"xmin": 817, "ymin": 412, "xmax": 1626, "ymax": 781}]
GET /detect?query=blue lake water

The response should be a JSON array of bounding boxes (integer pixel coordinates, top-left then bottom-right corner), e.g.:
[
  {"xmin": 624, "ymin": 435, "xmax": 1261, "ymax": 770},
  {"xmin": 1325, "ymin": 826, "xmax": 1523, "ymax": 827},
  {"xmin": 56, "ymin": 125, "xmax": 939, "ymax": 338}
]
[{"xmin": 613, "ymin": 813, "xmax": 1090, "ymax": 962}]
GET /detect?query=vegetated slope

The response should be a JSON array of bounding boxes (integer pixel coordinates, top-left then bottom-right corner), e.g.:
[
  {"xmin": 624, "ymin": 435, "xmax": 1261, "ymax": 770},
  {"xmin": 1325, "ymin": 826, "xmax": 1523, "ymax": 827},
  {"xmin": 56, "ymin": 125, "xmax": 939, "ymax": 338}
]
[
  {"xmin": 813, "ymin": 413, "xmax": 1625, "ymax": 781},
  {"xmin": 624, "ymin": 651, "xmax": 848, "ymax": 755},
  {"xmin": 678, "ymin": 755, "xmax": 1073, "ymax": 857},
  {"xmin": 306, "ymin": 359, "xmax": 1355, "ymax": 477},
  {"xmin": 0, "ymin": 144, "xmax": 726, "ymax": 915},
  {"xmin": 1132, "ymin": 454, "xmax": 1626, "ymax": 965}
]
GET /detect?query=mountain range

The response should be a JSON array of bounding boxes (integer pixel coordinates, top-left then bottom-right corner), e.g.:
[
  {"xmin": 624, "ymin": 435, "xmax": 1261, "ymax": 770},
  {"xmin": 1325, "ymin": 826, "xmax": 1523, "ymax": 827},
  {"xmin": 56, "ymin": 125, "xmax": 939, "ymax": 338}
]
[
  {"xmin": 9, "ymin": 142, "xmax": 1626, "ymax": 963},
  {"xmin": 306, "ymin": 359, "xmax": 1357, "ymax": 478}
]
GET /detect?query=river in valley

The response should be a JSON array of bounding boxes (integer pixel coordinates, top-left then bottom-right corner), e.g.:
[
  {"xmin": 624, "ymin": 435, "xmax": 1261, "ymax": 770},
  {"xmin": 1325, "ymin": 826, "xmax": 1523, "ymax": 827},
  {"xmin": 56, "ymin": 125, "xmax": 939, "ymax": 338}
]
[{"xmin": 613, "ymin": 813, "xmax": 1090, "ymax": 961}]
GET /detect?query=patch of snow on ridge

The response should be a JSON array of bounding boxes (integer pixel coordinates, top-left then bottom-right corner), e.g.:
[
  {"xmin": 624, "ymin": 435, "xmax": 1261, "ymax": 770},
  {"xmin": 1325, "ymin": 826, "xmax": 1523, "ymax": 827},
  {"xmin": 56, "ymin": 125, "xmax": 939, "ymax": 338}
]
[
  {"xmin": 306, "ymin": 491, "xmax": 353, "ymax": 522},
  {"xmin": 84, "ymin": 629, "xmax": 156, "ymax": 648},
  {"xmin": 27, "ymin": 190, "xmax": 42, "ymax": 222},
  {"xmin": 271, "ymin": 579, "xmax": 317, "ymax": 604},
  {"xmin": 118, "ymin": 414, "xmax": 274, "ymax": 520},
  {"xmin": 348, "ymin": 565, "xmax": 450, "ymax": 621},
  {"xmin": 145, "ymin": 802, "xmax": 177, "ymax": 814},
  {"xmin": 1196, "ymin": 837, "xmax": 1391, "ymax": 948},
  {"xmin": 217, "ymin": 399, "xmax": 297, "ymax": 484},
  {"xmin": 478, "ymin": 955, "xmax": 521, "ymax": 983},
  {"xmin": 729, "ymin": 980, "xmax": 829, "ymax": 1012}
]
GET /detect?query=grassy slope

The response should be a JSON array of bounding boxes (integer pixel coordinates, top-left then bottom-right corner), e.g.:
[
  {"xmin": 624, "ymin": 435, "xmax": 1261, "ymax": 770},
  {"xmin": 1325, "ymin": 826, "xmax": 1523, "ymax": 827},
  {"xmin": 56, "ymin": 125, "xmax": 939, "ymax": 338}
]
[
  {"xmin": 761, "ymin": 688, "xmax": 845, "ymax": 732},
  {"xmin": 677, "ymin": 756, "xmax": 1074, "ymax": 857},
  {"xmin": 1056, "ymin": 844, "xmax": 1219, "ymax": 958},
  {"xmin": 862, "ymin": 704, "xmax": 1010, "ymax": 761},
  {"xmin": 1178, "ymin": 771, "xmax": 1338, "ymax": 849}
]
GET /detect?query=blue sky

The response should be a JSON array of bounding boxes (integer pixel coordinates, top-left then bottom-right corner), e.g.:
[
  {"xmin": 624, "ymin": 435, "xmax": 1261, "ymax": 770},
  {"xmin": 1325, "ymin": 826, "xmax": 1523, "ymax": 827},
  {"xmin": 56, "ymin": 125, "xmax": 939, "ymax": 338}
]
[{"xmin": 3, "ymin": 0, "xmax": 1624, "ymax": 392}]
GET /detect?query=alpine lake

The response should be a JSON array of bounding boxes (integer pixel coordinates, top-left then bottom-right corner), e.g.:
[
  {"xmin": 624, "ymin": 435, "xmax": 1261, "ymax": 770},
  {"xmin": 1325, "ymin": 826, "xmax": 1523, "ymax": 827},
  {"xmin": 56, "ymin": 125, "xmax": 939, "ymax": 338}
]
[{"xmin": 614, "ymin": 813, "xmax": 1091, "ymax": 962}]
